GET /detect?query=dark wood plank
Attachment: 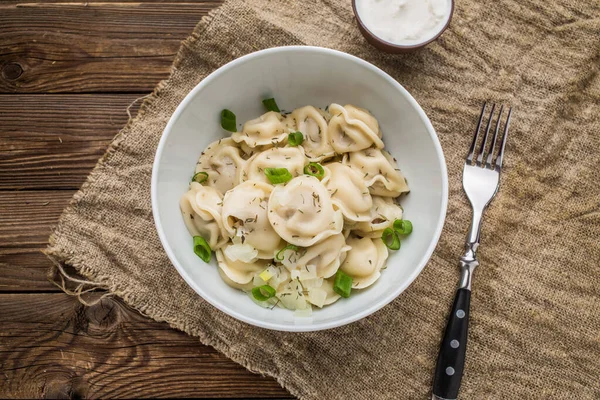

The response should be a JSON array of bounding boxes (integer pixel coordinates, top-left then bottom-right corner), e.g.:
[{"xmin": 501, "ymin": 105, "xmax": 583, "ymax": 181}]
[
  {"xmin": 0, "ymin": 2, "xmax": 221, "ymax": 93},
  {"xmin": 0, "ymin": 293, "xmax": 293, "ymax": 398},
  {"xmin": 0, "ymin": 190, "xmax": 74, "ymax": 291},
  {"xmin": 0, "ymin": 94, "xmax": 141, "ymax": 190}
]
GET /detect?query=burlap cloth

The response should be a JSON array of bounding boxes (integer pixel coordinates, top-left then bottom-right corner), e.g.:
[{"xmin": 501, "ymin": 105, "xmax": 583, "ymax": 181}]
[{"xmin": 46, "ymin": 0, "xmax": 600, "ymax": 398}]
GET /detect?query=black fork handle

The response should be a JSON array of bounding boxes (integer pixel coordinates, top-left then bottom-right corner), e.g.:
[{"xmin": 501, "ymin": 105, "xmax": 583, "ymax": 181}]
[{"xmin": 432, "ymin": 288, "xmax": 471, "ymax": 400}]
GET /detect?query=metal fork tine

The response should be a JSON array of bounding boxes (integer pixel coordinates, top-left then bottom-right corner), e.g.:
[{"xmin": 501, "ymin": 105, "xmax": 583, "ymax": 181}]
[
  {"xmin": 466, "ymin": 103, "xmax": 487, "ymax": 164},
  {"xmin": 495, "ymin": 107, "xmax": 512, "ymax": 170},
  {"xmin": 485, "ymin": 105, "xmax": 504, "ymax": 168},
  {"xmin": 476, "ymin": 103, "xmax": 496, "ymax": 166}
]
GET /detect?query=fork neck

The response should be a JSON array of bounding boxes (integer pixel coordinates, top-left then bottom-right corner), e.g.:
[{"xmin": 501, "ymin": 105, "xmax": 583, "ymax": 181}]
[{"xmin": 459, "ymin": 209, "xmax": 483, "ymax": 291}]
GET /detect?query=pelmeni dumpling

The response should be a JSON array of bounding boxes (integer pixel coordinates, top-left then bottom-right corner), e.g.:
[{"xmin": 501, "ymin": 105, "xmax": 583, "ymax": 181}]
[
  {"xmin": 268, "ymin": 175, "xmax": 344, "ymax": 247},
  {"xmin": 323, "ymin": 162, "xmax": 373, "ymax": 222},
  {"xmin": 289, "ymin": 106, "xmax": 335, "ymax": 161},
  {"xmin": 353, "ymin": 196, "xmax": 404, "ymax": 238},
  {"xmin": 328, "ymin": 104, "xmax": 384, "ymax": 153},
  {"xmin": 180, "ymin": 182, "xmax": 228, "ymax": 249},
  {"xmin": 242, "ymin": 146, "xmax": 306, "ymax": 184},
  {"xmin": 216, "ymin": 248, "xmax": 270, "ymax": 288},
  {"xmin": 232, "ymin": 111, "xmax": 288, "ymax": 148},
  {"xmin": 222, "ymin": 181, "xmax": 283, "ymax": 259},
  {"xmin": 280, "ymin": 233, "xmax": 351, "ymax": 279},
  {"xmin": 340, "ymin": 235, "xmax": 389, "ymax": 289},
  {"xmin": 195, "ymin": 138, "xmax": 246, "ymax": 196},
  {"xmin": 344, "ymin": 148, "xmax": 409, "ymax": 197}
]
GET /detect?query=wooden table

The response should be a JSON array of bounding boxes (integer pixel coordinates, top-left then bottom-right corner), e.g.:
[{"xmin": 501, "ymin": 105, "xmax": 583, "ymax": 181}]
[{"xmin": 0, "ymin": 1, "xmax": 293, "ymax": 397}]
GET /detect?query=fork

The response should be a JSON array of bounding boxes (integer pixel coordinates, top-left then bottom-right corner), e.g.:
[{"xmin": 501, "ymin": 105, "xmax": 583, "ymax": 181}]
[{"xmin": 432, "ymin": 103, "xmax": 513, "ymax": 400}]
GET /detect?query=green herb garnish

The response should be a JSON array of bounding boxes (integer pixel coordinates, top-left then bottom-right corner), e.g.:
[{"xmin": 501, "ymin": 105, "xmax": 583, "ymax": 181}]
[
  {"xmin": 275, "ymin": 244, "xmax": 299, "ymax": 261},
  {"xmin": 304, "ymin": 162, "xmax": 325, "ymax": 180},
  {"xmin": 193, "ymin": 236, "xmax": 212, "ymax": 263},
  {"xmin": 288, "ymin": 131, "xmax": 304, "ymax": 146},
  {"xmin": 265, "ymin": 167, "xmax": 293, "ymax": 184},
  {"xmin": 333, "ymin": 270, "xmax": 353, "ymax": 298},
  {"xmin": 393, "ymin": 219, "xmax": 413, "ymax": 235},
  {"xmin": 252, "ymin": 285, "xmax": 276, "ymax": 301},
  {"xmin": 191, "ymin": 171, "xmax": 208, "ymax": 184},
  {"xmin": 262, "ymin": 98, "xmax": 280, "ymax": 113},
  {"xmin": 221, "ymin": 109, "xmax": 237, "ymax": 132},
  {"xmin": 382, "ymin": 227, "xmax": 400, "ymax": 250}
]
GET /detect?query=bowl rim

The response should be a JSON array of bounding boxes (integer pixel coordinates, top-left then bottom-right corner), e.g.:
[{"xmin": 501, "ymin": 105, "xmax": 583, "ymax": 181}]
[
  {"xmin": 351, "ymin": 0, "xmax": 455, "ymax": 52},
  {"xmin": 151, "ymin": 46, "xmax": 449, "ymax": 332}
]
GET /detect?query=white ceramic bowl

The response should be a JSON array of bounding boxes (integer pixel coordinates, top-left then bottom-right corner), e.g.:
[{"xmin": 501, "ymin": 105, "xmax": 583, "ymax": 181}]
[{"xmin": 152, "ymin": 46, "xmax": 448, "ymax": 332}]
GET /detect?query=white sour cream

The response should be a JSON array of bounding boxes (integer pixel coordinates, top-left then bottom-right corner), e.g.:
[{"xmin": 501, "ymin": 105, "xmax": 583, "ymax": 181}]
[{"xmin": 356, "ymin": 0, "xmax": 450, "ymax": 45}]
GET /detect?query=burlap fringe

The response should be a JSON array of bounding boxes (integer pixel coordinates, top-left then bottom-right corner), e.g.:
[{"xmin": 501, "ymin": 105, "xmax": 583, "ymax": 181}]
[{"xmin": 46, "ymin": 255, "xmax": 112, "ymax": 306}]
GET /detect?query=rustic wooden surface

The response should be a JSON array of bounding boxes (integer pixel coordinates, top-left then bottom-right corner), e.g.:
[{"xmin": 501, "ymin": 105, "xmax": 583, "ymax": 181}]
[{"xmin": 0, "ymin": 2, "xmax": 293, "ymax": 398}]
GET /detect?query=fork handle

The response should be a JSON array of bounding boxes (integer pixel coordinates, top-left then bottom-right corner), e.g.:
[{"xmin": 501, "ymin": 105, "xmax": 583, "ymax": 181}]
[{"xmin": 432, "ymin": 288, "xmax": 471, "ymax": 400}]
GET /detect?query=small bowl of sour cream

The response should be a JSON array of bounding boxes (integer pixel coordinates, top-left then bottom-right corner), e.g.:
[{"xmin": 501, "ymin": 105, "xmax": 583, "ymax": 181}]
[{"xmin": 352, "ymin": 0, "xmax": 454, "ymax": 53}]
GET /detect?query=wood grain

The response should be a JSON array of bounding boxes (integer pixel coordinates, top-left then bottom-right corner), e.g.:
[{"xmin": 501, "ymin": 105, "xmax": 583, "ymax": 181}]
[
  {"xmin": 0, "ymin": 2, "xmax": 221, "ymax": 93},
  {"xmin": 0, "ymin": 293, "xmax": 292, "ymax": 398},
  {"xmin": 0, "ymin": 190, "xmax": 74, "ymax": 291},
  {"xmin": 0, "ymin": 94, "xmax": 141, "ymax": 190}
]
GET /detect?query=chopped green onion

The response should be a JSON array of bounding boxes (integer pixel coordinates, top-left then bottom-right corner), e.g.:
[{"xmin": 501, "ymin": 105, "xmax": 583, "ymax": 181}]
[
  {"xmin": 191, "ymin": 171, "xmax": 208, "ymax": 184},
  {"xmin": 382, "ymin": 228, "xmax": 401, "ymax": 250},
  {"xmin": 288, "ymin": 131, "xmax": 304, "ymax": 146},
  {"xmin": 262, "ymin": 98, "xmax": 280, "ymax": 113},
  {"xmin": 275, "ymin": 244, "xmax": 299, "ymax": 261},
  {"xmin": 304, "ymin": 162, "xmax": 325, "ymax": 180},
  {"xmin": 252, "ymin": 285, "xmax": 276, "ymax": 301},
  {"xmin": 333, "ymin": 270, "xmax": 353, "ymax": 298},
  {"xmin": 393, "ymin": 219, "xmax": 413, "ymax": 235},
  {"xmin": 193, "ymin": 236, "xmax": 212, "ymax": 263},
  {"xmin": 221, "ymin": 109, "xmax": 237, "ymax": 132},
  {"xmin": 265, "ymin": 167, "xmax": 293, "ymax": 184}
]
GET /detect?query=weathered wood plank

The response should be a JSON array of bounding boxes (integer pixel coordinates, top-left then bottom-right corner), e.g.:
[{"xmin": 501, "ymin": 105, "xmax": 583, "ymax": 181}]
[
  {"xmin": 0, "ymin": 190, "xmax": 74, "ymax": 291},
  {"xmin": 0, "ymin": 94, "xmax": 141, "ymax": 189},
  {"xmin": 0, "ymin": 293, "xmax": 293, "ymax": 398},
  {"xmin": 0, "ymin": 2, "xmax": 221, "ymax": 93}
]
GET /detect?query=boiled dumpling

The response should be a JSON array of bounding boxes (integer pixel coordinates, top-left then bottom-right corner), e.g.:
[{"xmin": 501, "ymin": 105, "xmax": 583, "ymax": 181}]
[
  {"xmin": 222, "ymin": 181, "xmax": 283, "ymax": 259},
  {"xmin": 344, "ymin": 148, "xmax": 409, "ymax": 197},
  {"xmin": 195, "ymin": 138, "xmax": 246, "ymax": 196},
  {"xmin": 323, "ymin": 162, "xmax": 373, "ymax": 223},
  {"xmin": 216, "ymin": 248, "xmax": 269, "ymax": 288},
  {"xmin": 232, "ymin": 111, "xmax": 288, "ymax": 147},
  {"xmin": 280, "ymin": 233, "xmax": 351, "ymax": 279},
  {"xmin": 288, "ymin": 106, "xmax": 335, "ymax": 161},
  {"xmin": 180, "ymin": 182, "xmax": 228, "ymax": 249},
  {"xmin": 242, "ymin": 146, "xmax": 306, "ymax": 184},
  {"xmin": 268, "ymin": 175, "xmax": 343, "ymax": 247},
  {"xmin": 328, "ymin": 104, "xmax": 384, "ymax": 153},
  {"xmin": 353, "ymin": 196, "xmax": 404, "ymax": 238},
  {"xmin": 340, "ymin": 235, "xmax": 388, "ymax": 289}
]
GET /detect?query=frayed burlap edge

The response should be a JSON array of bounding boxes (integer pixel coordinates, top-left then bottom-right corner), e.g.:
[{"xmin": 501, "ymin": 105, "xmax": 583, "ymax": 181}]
[{"xmin": 44, "ymin": 4, "xmax": 308, "ymax": 399}]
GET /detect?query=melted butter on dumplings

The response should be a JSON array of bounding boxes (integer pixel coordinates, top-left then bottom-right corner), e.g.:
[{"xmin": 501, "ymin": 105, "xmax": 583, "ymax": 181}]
[{"xmin": 268, "ymin": 175, "xmax": 343, "ymax": 247}]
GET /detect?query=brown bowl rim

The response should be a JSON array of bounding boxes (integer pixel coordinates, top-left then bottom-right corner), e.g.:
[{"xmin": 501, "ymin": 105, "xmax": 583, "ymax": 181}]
[{"xmin": 351, "ymin": 0, "xmax": 455, "ymax": 52}]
